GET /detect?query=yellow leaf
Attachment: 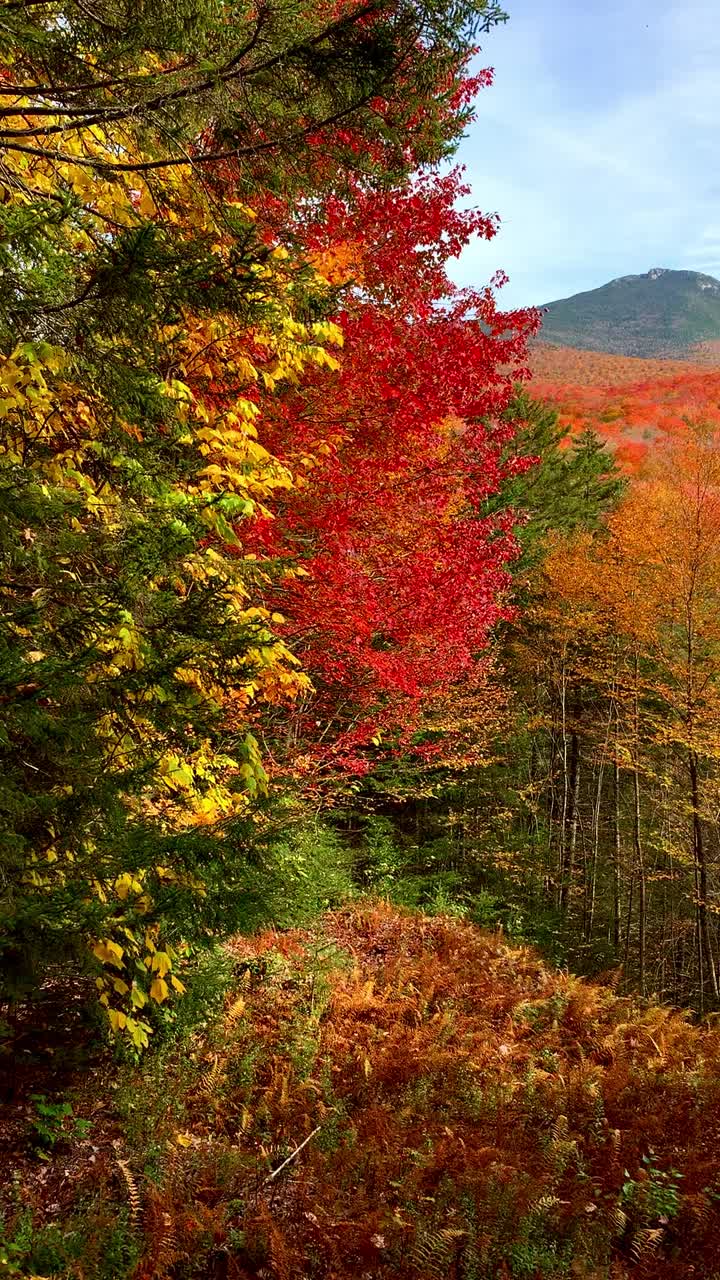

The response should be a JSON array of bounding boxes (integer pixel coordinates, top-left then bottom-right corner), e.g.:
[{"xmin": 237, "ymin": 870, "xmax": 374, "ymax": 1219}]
[
  {"xmin": 137, "ymin": 185, "xmax": 156, "ymax": 217},
  {"xmin": 92, "ymin": 939, "xmax": 125, "ymax": 968},
  {"xmin": 151, "ymin": 951, "xmax": 172, "ymax": 977},
  {"xmin": 150, "ymin": 976, "xmax": 169, "ymax": 1003},
  {"xmin": 114, "ymin": 871, "xmax": 143, "ymax": 900},
  {"xmin": 226, "ymin": 200, "xmax": 256, "ymax": 220},
  {"xmin": 130, "ymin": 984, "xmax": 148, "ymax": 1009},
  {"xmin": 126, "ymin": 1016, "xmax": 151, "ymax": 1049}
]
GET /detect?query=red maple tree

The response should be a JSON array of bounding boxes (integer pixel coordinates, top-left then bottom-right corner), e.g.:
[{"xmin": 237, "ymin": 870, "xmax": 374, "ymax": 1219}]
[{"xmin": 245, "ymin": 164, "xmax": 538, "ymax": 775}]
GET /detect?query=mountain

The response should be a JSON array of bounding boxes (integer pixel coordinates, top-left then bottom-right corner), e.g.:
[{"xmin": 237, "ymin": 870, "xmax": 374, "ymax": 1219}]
[{"xmin": 538, "ymin": 267, "xmax": 720, "ymax": 358}]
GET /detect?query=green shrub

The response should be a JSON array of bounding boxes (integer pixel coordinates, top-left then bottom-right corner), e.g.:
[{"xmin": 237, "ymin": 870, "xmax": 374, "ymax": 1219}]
[{"xmin": 261, "ymin": 819, "xmax": 355, "ymax": 927}]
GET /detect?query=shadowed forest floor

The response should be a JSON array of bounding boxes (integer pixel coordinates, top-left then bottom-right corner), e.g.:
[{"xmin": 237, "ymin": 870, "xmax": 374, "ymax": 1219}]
[{"xmin": 3, "ymin": 903, "xmax": 720, "ymax": 1279}]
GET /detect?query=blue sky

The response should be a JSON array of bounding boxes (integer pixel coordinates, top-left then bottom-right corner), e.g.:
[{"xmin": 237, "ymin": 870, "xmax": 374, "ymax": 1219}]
[{"xmin": 450, "ymin": 0, "xmax": 720, "ymax": 310}]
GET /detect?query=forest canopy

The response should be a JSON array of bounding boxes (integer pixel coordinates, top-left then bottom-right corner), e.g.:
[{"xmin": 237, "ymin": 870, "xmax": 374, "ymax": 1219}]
[
  {"xmin": 5, "ymin": 5, "xmax": 720, "ymax": 1279},
  {"xmin": 0, "ymin": 0, "xmax": 536, "ymax": 1046}
]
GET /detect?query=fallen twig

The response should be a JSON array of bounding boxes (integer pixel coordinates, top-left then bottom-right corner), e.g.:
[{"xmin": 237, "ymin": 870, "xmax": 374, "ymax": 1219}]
[{"xmin": 264, "ymin": 1125, "xmax": 322, "ymax": 1184}]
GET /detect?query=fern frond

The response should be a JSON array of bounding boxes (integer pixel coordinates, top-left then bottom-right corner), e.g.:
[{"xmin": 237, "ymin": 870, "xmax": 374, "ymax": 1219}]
[
  {"xmin": 151, "ymin": 1210, "xmax": 181, "ymax": 1279},
  {"xmin": 531, "ymin": 1195, "xmax": 561, "ymax": 1216},
  {"xmin": 412, "ymin": 1226, "xmax": 465, "ymax": 1278},
  {"xmin": 689, "ymin": 1193, "xmax": 714, "ymax": 1229},
  {"xmin": 116, "ymin": 1153, "xmax": 142, "ymax": 1227},
  {"xmin": 551, "ymin": 1114, "xmax": 569, "ymax": 1142},
  {"xmin": 224, "ymin": 995, "xmax": 246, "ymax": 1033},
  {"xmin": 162, "ymin": 1141, "xmax": 187, "ymax": 1192},
  {"xmin": 198, "ymin": 1052, "xmax": 226, "ymax": 1095},
  {"xmin": 630, "ymin": 1226, "xmax": 664, "ymax": 1263},
  {"xmin": 611, "ymin": 1206, "xmax": 628, "ymax": 1235}
]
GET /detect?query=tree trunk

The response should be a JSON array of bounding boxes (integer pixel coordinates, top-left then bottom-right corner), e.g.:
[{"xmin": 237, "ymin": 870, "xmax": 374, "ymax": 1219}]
[
  {"xmin": 560, "ymin": 725, "xmax": 580, "ymax": 915},
  {"xmin": 612, "ymin": 753, "xmax": 621, "ymax": 956},
  {"xmin": 557, "ymin": 657, "xmax": 569, "ymax": 911},
  {"xmin": 633, "ymin": 761, "xmax": 646, "ymax": 997},
  {"xmin": 688, "ymin": 748, "xmax": 719, "ymax": 1004}
]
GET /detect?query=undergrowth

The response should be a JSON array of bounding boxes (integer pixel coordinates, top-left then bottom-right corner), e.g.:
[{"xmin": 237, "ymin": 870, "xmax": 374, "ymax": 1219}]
[{"xmin": 3, "ymin": 903, "xmax": 720, "ymax": 1278}]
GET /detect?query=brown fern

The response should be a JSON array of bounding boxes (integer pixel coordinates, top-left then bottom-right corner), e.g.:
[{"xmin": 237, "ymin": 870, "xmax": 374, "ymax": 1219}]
[
  {"xmin": 224, "ymin": 994, "xmax": 247, "ymax": 1034},
  {"xmin": 151, "ymin": 1210, "xmax": 181, "ymax": 1280},
  {"xmin": 411, "ymin": 1226, "xmax": 466, "ymax": 1278},
  {"xmin": 629, "ymin": 1226, "xmax": 665, "ymax": 1264},
  {"xmin": 115, "ymin": 1152, "xmax": 142, "ymax": 1228},
  {"xmin": 197, "ymin": 1051, "xmax": 226, "ymax": 1096}
]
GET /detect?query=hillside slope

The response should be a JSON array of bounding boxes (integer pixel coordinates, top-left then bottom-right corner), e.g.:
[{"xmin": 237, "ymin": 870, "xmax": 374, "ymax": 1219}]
[
  {"xmin": 539, "ymin": 268, "xmax": 720, "ymax": 357},
  {"xmin": 529, "ymin": 343, "xmax": 720, "ymax": 470},
  {"xmin": 530, "ymin": 343, "xmax": 709, "ymax": 387},
  {"xmin": 4, "ymin": 903, "xmax": 720, "ymax": 1278}
]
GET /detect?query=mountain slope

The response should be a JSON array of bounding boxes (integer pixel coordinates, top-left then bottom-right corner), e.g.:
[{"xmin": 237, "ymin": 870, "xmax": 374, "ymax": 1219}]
[
  {"xmin": 539, "ymin": 268, "xmax": 720, "ymax": 357},
  {"xmin": 528, "ymin": 341, "xmax": 720, "ymax": 472}
]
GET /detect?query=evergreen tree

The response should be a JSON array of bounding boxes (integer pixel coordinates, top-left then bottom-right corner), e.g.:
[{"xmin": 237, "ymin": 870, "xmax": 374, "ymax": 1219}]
[
  {"xmin": 0, "ymin": 0, "xmax": 507, "ymax": 1041},
  {"xmin": 483, "ymin": 391, "xmax": 626, "ymax": 577}
]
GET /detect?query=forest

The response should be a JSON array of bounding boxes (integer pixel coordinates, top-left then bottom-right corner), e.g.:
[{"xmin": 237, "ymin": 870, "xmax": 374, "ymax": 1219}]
[{"xmin": 2, "ymin": 1, "xmax": 720, "ymax": 1277}]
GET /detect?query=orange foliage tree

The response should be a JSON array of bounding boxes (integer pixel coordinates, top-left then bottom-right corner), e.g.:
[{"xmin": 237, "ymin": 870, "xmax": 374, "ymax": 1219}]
[{"xmin": 505, "ymin": 423, "xmax": 720, "ymax": 1006}]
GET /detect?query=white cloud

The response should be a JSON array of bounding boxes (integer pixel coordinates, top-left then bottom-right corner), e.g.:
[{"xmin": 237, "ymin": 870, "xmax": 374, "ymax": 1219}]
[{"xmin": 450, "ymin": 0, "xmax": 720, "ymax": 309}]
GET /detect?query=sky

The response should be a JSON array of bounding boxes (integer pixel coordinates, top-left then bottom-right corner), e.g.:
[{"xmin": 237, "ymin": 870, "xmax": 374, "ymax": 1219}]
[{"xmin": 451, "ymin": 0, "xmax": 720, "ymax": 310}]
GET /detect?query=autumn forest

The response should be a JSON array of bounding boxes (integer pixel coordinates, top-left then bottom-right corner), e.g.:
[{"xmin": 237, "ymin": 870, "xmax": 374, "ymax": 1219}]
[{"xmin": 3, "ymin": 2, "xmax": 720, "ymax": 1277}]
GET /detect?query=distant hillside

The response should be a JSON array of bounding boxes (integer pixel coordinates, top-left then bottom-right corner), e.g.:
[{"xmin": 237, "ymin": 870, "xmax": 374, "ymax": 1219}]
[
  {"xmin": 530, "ymin": 342, "xmax": 707, "ymax": 388},
  {"xmin": 539, "ymin": 268, "xmax": 720, "ymax": 357},
  {"xmin": 528, "ymin": 341, "xmax": 720, "ymax": 472}
]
